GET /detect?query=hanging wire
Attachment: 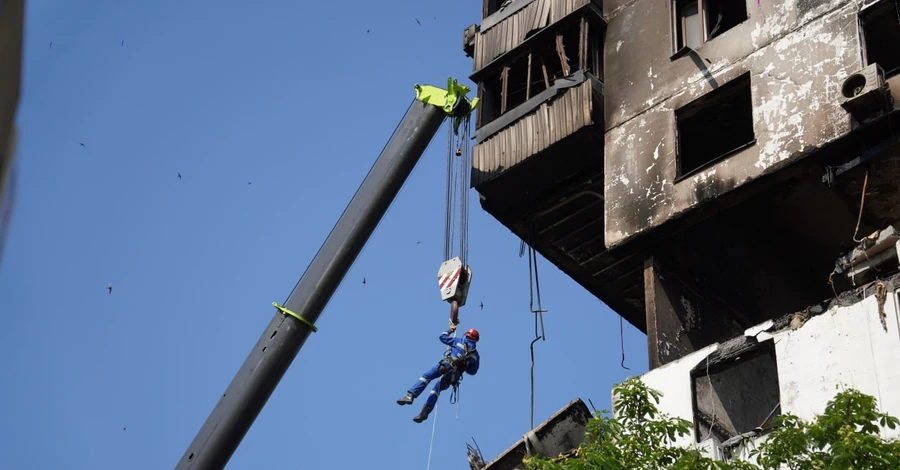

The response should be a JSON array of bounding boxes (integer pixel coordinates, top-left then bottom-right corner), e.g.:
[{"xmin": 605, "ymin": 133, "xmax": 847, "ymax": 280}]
[
  {"xmin": 426, "ymin": 402, "xmax": 439, "ymax": 470},
  {"xmin": 852, "ymin": 169, "xmax": 869, "ymax": 243},
  {"xmin": 619, "ymin": 316, "xmax": 630, "ymax": 370},
  {"xmin": 526, "ymin": 233, "xmax": 547, "ymax": 430}
]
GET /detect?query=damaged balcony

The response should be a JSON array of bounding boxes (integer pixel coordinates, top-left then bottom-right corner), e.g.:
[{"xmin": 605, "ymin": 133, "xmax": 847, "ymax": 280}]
[
  {"xmin": 470, "ymin": 0, "xmax": 604, "ymax": 73},
  {"xmin": 466, "ymin": 2, "xmax": 648, "ymax": 329},
  {"xmin": 471, "ymin": 398, "xmax": 592, "ymax": 470}
]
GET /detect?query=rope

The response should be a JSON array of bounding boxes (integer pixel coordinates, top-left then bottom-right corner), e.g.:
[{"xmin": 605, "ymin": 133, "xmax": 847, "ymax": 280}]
[
  {"xmin": 460, "ymin": 116, "xmax": 471, "ymax": 266},
  {"xmin": 443, "ymin": 120, "xmax": 454, "ymax": 261},
  {"xmin": 526, "ymin": 234, "xmax": 547, "ymax": 430},
  {"xmin": 426, "ymin": 402, "xmax": 439, "ymax": 470},
  {"xmin": 852, "ymin": 169, "xmax": 869, "ymax": 243},
  {"xmin": 442, "ymin": 115, "xmax": 473, "ymax": 265}
]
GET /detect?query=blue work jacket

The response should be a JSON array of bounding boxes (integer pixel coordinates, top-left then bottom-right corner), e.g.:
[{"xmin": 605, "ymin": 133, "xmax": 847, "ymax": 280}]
[{"xmin": 439, "ymin": 329, "xmax": 479, "ymax": 375}]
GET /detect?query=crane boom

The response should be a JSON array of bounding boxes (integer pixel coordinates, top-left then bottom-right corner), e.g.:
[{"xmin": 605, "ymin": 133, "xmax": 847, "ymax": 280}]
[{"xmin": 175, "ymin": 80, "xmax": 476, "ymax": 470}]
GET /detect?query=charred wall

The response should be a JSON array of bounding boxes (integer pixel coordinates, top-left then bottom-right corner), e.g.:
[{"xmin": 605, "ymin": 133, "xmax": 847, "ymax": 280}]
[{"xmin": 602, "ymin": 0, "xmax": 877, "ymax": 248}]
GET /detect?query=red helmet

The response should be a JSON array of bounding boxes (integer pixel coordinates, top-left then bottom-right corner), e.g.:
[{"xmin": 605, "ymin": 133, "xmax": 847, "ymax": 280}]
[{"xmin": 465, "ymin": 328, "xmax": 480, "ymax": 342}]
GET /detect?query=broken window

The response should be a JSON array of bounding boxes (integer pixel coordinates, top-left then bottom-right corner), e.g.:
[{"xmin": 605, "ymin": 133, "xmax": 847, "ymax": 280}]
[
  {"xmin": 480, "ymin": 74, "xmax": 504, "ymax": 128},
  {"xmin": 476, "ymin": 15, "xmax": 600, "ymax": 128},
  {"xmin": 673, "ymin": 0, "xmax": 748, "ymax": 53},
  {"xmin": 675, "ymin": 72, "xmax": 755, "ymax": 179},
  {"xmin": 861, "ymin": 0, "xmax": 900, "ymax": 78},
  {"xmin": 691, "ymin": 338, "xmax": 781, "ymax": 444},
  {"xmin": 484, "ymin": 0, "xmax": 505, "ymax": 17}
]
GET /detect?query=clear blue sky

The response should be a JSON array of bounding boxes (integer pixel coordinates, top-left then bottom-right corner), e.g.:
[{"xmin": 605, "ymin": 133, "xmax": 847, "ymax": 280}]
[{"xmin": 0, "ymin": 1, "xmax": 648, "ymax": 469}]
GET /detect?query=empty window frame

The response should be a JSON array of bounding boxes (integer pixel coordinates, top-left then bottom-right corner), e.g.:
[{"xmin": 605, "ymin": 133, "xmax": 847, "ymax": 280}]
[
  {"xmin": 672, "ymin": 0, "xmax": 748, "ymax": 53},
  {"xmin": 476, "ymin": 16, "xmax": 599, "ymax": 128},
  {"xmin": 861, "ymin": 0, "xmax": 900, "ymax": 78},
  {"xmin": 484, "ymin": 0, "xmax": 504, "ymax": 18},
  {"xmin": 690, "ymin": 339, "xmax": 781, "ymax": 444},
  {"xmin": 675, "ymin": 72, "xmax": 755, "ymax": 179}
]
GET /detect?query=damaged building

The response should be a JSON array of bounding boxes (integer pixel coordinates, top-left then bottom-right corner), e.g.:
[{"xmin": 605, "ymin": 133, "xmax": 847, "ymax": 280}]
[{"xmin": 462, "ymin": 0, "xmax": 900, "ymax": 466}]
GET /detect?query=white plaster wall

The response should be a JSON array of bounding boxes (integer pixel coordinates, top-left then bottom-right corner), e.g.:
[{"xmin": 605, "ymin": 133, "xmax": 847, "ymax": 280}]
[{"xmin": 635, "ymin": 289, "xmax": 900, "ymax": 455}]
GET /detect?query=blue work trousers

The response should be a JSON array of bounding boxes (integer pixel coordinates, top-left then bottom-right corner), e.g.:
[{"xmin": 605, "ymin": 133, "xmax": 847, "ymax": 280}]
[{"xmin": 409, "ymin": 361, "xmax": 458, "ymax": 409}]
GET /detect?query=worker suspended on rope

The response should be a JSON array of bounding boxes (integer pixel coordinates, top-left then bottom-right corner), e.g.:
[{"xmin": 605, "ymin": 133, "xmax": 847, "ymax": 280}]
[{"xmin": 396, "ymin": 302, "xmax": 481, "ymax": 423}]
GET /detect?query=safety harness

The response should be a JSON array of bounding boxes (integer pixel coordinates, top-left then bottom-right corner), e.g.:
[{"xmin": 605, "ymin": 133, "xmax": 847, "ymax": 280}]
[{"xmin": 438, "ymin": 335, "xmax": 478, "ymax": 404}]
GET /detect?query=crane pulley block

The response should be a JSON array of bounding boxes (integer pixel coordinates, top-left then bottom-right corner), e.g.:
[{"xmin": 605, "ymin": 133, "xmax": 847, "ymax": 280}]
[{"xmin": 437, "ymin": 257, "xmax": 472, "ymax": 307}]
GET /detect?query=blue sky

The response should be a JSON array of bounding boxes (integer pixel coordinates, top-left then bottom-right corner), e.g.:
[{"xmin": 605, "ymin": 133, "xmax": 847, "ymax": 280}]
[{"xmin": 0, "ymin": 1, "xmax": 648, "ymax": 469}]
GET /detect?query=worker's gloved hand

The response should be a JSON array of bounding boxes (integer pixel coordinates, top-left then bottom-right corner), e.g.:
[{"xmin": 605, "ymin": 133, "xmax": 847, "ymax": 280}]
[{"xmin": 449, "ymin": 323, "xmax": 457, "ymax": 331}]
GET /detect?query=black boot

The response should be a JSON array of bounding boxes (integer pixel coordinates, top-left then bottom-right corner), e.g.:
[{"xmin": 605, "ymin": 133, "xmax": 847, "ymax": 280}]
[
  {"xmin": 413, "ymin": 405, "xmax": 433, "ymax": 423},
  {"xmin": 396, "ymin": 392, "xmax": 414, "ymax": 406}
]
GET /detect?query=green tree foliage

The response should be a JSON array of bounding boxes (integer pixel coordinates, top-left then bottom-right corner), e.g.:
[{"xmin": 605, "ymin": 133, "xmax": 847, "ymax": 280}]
[{"xmin": 524, "ymin": 378, "xmax": 900, "ymax": 470}]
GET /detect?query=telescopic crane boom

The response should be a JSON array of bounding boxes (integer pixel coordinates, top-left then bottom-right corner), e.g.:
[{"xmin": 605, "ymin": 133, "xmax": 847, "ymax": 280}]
[{"xmin": 174, "ymin": 80, "xmax": 477, "ymax": 470}]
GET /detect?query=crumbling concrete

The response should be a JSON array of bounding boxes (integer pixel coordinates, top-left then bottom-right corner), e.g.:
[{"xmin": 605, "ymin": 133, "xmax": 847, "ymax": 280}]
[
  {"xmin": 481, "ymin": 398, "xmax": 592, "ymax": 470},
  {"xmin": 638, "ymin": 281, "xmax": 900, "ymax": 458}
]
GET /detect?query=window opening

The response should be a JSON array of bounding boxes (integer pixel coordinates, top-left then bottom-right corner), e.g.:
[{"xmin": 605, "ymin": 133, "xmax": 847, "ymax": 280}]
[
  {"xmin": 676, "ymin": 72, "xmax": 755, "ymax": 179},
  {"xmin": 484, "ymin": 0, "xmax": 504, "ymax": 18},
  {"xmin": 673, "ymin": 0, "xmax": 747, "ymax": 53},
  {"xmin": 861, "ymin": 0, "xmax": 900, "ymax": 78},
  {"xmin": 690, "ymin": 338, "xmax": 781, "ymax": 444}
]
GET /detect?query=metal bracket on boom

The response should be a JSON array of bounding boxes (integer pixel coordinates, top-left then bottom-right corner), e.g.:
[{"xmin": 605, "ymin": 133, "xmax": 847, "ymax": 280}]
[
  {"xmin": 415, "ymin": 78, "xmax": 479, "ymax": 134},
  {"xmin": 438, "ymin": 257, "xmax": 472, "ymax": 307}
]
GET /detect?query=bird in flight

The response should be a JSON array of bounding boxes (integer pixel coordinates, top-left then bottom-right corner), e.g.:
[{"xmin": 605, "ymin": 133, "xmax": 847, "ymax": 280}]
[
  {"xmin": 479, "ymin": 301, "xmax": 484, "ymax": 310},
  {"xmin": 107, "ymin": 283, "xmax": 113, "ymax": 294},
  {"xmin": 416, "ymin": 241, "xmax": 421, "ymax": 244},
  {"xmin": 79, "ymin": 142, "xmax": 85, "ymax": 147},
  {"xmin": 248, "ymin": 182, "xmax": 252, "ymax": 185},
  {"xmin": 362, "ymin": 277, "xmax": 366, "ymax": 286},
  {"xmin": 415, "ymin": 18, "xmax": 422, "ymax": 26},
  {"xmin": 177, "ymin": 172, "xmax": 182, "ymax": 180},
  {"xmin": 367, "ymin": 29, "xmax": 370, "ymax": 34},
  {"xmin": 121, "ymin": 40, "xmax": 124, "ymax": 47},
  {"xmin": 49, "ymin": 41, "xmax": 53, "ymax": 49}
]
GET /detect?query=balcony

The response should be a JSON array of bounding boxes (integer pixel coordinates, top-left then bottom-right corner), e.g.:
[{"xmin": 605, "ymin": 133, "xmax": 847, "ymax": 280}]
[
  {"xmin": 473, "ymin": 0, "xmax": 602, "ymax": 73},
  {"xmin": 466, "ymin": 0, "xmax": 648, "ymax": 329}
]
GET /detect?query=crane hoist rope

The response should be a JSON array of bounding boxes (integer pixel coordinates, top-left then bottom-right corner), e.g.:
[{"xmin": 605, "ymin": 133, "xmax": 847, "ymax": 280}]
[{"xmin": 437, "ymin": 81, "xmax": 475, "ymax": 316}]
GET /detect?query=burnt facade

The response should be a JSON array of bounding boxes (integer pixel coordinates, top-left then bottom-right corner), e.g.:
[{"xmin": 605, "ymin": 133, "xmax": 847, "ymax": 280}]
[{"xmin": 465, "ymin": 0, "xmax": 900, "ymax": 371}]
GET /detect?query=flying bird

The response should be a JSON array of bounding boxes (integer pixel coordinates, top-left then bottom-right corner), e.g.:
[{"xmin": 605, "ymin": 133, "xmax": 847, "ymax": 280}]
[
  {"xmin": 367, "ymin": 29, "xmax": 370, "ymax": 34},
  {"xmin": 121, "ymin": 40, "xmax": 124, "ymax": 47},
  {"xmin": 248, "ymin": 182, "xmax": 252, "ymax": 185},
  {"xmin": 177, "ymin": 172, "xmax": 182, "ymax": 180},
  {"xmin": 49, "ymin": 41, "xmax": 53, "ymax": 49},
  {"xmin": 416, "ymin": 241, "xmax": 421, "ymax": 244},
  {"xmin": 362, "ymin": 277, "xmax": 366, "ymax": 286},
  {"xmin": 79, "ymin": 142, "xmax": 85, "ymax": 147},
  {"xmin": 480, "ymin": 301, "xmax": 484, "ymax": 310},
  {"xmin": 107, "ymin": 283, "xmax": 112, "ymax": 294},
  {"xmin": 415, "ymin": 18, "xmax": 422, "ymax": 26}
]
